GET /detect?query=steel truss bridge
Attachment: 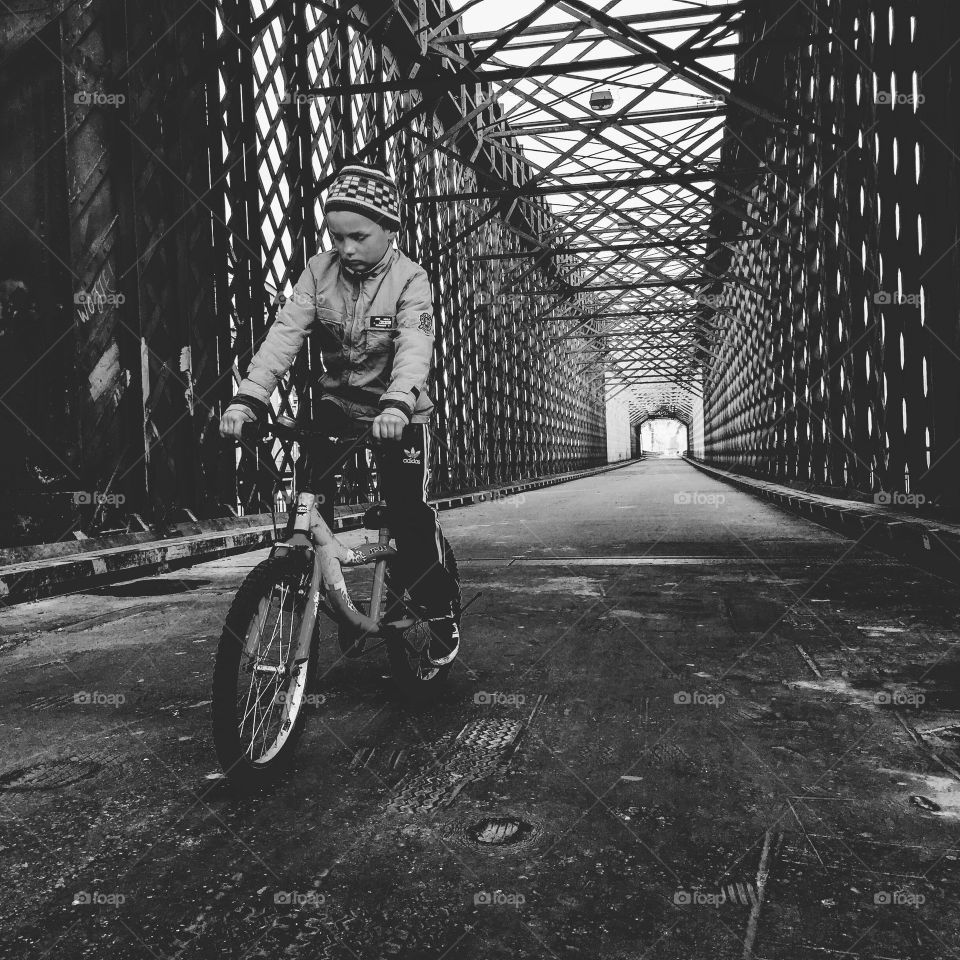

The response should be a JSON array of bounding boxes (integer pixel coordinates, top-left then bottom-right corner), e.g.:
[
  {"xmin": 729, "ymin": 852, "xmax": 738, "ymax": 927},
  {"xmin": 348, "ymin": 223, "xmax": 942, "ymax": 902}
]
[{"xmin": 1, "ymin": 0, "xmax": 958, "ymax": 543}]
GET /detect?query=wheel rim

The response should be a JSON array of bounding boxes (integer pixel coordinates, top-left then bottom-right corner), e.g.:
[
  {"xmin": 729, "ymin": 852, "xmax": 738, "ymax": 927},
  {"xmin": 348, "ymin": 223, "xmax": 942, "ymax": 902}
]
[{"xmin": 237, "ymin": 574, "xmax": 308, "ymax": 764}]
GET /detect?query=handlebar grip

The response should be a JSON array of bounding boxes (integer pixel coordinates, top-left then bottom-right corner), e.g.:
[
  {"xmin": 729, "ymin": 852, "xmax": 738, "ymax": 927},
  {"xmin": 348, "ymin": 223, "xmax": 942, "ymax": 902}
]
[{"xmin": 239, "ymin": 419, "xmax": 264, "ymax": 442}]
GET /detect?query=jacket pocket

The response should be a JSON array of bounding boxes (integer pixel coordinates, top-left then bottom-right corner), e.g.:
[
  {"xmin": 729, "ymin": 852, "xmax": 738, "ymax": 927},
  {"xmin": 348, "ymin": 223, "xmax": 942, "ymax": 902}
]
[
  {"xmin": 362, "ymin": 327, "xmax": 399, "ymax": 358},
  {"xmin": 313, "ymin": 308, "xmax": 346, "ymax": 353}
]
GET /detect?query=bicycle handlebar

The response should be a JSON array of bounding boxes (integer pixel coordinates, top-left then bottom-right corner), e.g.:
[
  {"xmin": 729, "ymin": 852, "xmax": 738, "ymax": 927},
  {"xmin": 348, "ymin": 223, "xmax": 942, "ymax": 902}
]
[{"xmin": 238, "ymin": 415, "xmax": 377, "ymax": 444}]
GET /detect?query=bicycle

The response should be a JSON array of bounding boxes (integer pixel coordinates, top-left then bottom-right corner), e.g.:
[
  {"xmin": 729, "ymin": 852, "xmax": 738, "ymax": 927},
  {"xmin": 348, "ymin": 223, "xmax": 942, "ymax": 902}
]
[{"xmin": 211, "ymin": 415, "xmax": 461, "ymax": 788}]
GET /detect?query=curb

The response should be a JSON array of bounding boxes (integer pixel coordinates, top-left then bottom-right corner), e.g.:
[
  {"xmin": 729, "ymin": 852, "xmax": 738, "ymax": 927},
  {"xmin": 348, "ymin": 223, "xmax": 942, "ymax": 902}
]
[
  {"xmin": 0, "ymin": 456, "xmax": 643, "ymax": 606},
  {"xmin": 685, "ymin": 456, "xmax": 960, "ymax": 575}
]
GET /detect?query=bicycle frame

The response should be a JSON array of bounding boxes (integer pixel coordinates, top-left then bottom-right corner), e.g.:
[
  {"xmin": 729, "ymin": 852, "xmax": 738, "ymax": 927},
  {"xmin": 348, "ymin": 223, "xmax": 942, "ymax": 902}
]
[{"xmin": 240, "ymin": 417, "xmax": 419, "ymax": 673}]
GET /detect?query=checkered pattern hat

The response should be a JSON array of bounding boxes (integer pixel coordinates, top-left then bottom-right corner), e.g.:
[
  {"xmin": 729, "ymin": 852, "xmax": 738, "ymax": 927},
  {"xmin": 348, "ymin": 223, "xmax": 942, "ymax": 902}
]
[{"xmin": 323, "ymin": 163, "xmax": 400, "ymax": 232}]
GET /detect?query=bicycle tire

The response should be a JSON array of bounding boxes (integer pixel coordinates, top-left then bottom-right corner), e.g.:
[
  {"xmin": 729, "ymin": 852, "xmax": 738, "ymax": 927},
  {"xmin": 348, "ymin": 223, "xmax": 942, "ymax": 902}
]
[{"xmin": 211, "ymin": 557, "xmax": 319, "ymax": 788}]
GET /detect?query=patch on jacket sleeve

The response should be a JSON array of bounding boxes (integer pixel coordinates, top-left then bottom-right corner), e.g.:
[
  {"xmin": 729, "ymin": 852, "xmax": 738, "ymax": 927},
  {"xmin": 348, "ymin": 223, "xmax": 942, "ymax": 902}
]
[
  {"xmin": 418, "ymin": 311, "xmax": 433, "ymax": 334},
  {"xmin": 368, "ymin": 315, "xmax": 396, "ymax": 330}
]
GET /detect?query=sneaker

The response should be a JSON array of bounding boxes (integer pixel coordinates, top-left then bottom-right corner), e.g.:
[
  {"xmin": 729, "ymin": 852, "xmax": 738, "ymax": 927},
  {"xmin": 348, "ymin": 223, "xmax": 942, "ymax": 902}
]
[{"xmin": 426, "ymin": 615, "xmax": 460, "ymax": 667}]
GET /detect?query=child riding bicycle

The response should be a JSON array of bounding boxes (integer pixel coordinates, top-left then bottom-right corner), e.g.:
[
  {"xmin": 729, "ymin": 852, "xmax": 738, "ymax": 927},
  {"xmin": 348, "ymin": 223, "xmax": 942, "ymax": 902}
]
[{"xmin": 219, "ymin": 162, "xmax": 461, "ymax": 666}]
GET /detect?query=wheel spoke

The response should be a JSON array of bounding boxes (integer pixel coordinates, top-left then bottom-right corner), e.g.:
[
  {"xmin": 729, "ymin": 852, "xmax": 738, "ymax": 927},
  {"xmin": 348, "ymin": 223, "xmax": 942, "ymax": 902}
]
[{"xmin": 235, "ymin": 574, "xmax": 307, "ymax": 763}]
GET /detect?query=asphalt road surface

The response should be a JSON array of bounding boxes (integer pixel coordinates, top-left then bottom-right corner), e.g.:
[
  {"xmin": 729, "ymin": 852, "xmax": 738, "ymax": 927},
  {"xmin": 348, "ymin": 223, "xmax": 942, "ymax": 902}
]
[{"xmin": 2, "ymin": 457, "xmax": 959, "ymax": 959}]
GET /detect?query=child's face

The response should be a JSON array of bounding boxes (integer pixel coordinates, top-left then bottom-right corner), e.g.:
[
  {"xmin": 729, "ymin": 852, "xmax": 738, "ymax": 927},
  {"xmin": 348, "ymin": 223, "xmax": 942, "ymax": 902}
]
[{"xmin": 326, "ymin": 211, "xmax": 395, "ymax": 273}]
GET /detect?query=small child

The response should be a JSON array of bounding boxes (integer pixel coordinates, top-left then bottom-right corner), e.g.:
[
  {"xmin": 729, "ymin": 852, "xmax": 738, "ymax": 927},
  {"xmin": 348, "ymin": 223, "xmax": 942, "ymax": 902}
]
[{"xmin": 219, "ymin": 163, "xmax": 460, "ymax": 664}]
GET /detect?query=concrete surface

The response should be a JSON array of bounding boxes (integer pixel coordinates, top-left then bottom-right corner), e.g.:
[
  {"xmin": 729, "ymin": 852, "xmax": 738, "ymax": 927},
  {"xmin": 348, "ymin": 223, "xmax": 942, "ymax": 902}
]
[
  {"xmin": 686, "ymin": 456, "xmax": 960, "ymax": 578},
  {"xmin": 0, "ymin": 458, "xmax": 642, "ymax": 605},
  {"xmin": 2, "ymin": 457, "xmax": 959, "ymax": 959}
]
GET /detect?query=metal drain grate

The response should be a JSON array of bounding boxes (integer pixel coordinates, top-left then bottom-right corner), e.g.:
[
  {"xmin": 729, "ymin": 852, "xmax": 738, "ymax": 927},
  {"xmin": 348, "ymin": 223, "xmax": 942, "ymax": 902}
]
[
  {"xmin": 637, "ymin": 741, "xmax": 697, "ymax": 772},
  {"xmin": 387, "ymin": 717, "xmax": 523, "ymax": 813},
  {"xmin": 469, "ymin": 816, "xmax": 534, "ymax": 847}
]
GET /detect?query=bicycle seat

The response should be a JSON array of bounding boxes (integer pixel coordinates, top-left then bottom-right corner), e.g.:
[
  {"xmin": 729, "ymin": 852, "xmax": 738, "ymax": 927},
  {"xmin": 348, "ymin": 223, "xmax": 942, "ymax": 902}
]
[{"xmin": 362, "ymin": 503, "xmax": 392, "ymax": 530}]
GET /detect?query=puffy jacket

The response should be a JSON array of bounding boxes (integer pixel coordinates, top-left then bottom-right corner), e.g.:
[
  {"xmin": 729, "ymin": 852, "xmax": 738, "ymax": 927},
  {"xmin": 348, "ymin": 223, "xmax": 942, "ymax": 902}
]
[{"xmin": 232, "ymin": 245, "xmax": 435, "ymax": 423}]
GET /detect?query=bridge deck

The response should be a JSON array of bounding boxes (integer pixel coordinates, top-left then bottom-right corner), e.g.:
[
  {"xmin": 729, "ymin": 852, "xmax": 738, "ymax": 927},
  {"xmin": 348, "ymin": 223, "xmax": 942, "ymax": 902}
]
[{"xmin": 2, "ymin": 458, "xmax": 958, "ymax": 959}]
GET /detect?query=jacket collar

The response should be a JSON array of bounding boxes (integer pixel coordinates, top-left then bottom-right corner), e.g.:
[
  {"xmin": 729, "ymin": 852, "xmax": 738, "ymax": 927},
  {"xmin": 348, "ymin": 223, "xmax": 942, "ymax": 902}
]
[{"xmin": 340, "ymin": 245, "xmax": 396, "ymax": 282}]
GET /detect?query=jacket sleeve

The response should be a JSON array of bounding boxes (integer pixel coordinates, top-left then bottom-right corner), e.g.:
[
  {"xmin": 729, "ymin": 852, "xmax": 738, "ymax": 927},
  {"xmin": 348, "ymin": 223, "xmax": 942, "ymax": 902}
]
[
  {"xmin": 378, "ymin": 267, "xmax": 434, "ymax": 420},
  {"xmin": 234, "ymin": 263, "xmax": 317, "ymax": 410}
]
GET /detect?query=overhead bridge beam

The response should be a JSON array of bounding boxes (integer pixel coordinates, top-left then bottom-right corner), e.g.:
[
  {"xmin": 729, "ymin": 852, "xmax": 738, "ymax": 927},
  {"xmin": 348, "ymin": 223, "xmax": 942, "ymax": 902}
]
[
  {"xmin": 302, "ymin": 46, "xmax": 745, "ymax": 97},
  {"xmin": 551, "ymin": 328, "xmax": 701, "ymax": 339},
  {"xmin": 529, "ymin": 279, "xmax": 707, "ymax": 292},
  {"xmin": 414, "ymin": 169, "xmax": 760, "ymax": 203},
  {"xmin": 482, "ymin": 107, "xmax": 726, "ymax": 137},
  {"xmin": 467, "ymin": 237, "xmax": 750, "ymax": 260},
  {"xmin": 535, "ymin": 310, "xmax": 707, "ymax": 321},
  {"xmin": 431, "ymin": 5, "xmax": 746, "ymax": 45}
]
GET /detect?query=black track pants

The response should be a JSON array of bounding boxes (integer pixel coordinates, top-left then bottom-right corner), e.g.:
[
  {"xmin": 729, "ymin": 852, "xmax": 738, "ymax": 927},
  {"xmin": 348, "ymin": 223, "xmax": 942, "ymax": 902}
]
[{"xmin": 298, "ymin": 400, "xmax": 460, "ymax": 617}]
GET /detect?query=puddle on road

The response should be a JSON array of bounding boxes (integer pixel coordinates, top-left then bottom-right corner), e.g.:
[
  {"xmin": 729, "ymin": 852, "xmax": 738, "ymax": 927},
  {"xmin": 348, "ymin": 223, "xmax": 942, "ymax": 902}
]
[
  {"xmin": 602, "ymin": 609, "xmax": 671, "ymax": 621},
  {"xmin": 879, "ymin": 769, "xmax": 960, "ymax": 820},
  {"xmin": 475, "ymin": 576, "xmax": 603, "ymax": 597},
  {"xmin": 790, "ymin": 677, "xmax": 881, "ymax": 709},
  {"xmin": 83, "ymin": 578, "xmax": 213, "ymax": 597}
]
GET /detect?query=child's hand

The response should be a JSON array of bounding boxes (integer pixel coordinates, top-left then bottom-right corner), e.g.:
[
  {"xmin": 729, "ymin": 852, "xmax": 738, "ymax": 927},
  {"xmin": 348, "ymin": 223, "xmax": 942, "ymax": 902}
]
[
  {"xmin": 372, "ymin": 408, "xmax": 407, "ymax": 442},
  {"xmin": 220, "ymin": 404, "xmax": 257, "ymax": 439}
]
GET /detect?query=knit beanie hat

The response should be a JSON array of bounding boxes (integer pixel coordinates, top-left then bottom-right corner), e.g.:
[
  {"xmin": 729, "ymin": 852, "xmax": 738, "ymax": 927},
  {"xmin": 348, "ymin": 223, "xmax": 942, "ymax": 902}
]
[{"xmin": 323, "ymin": 163, "xmax": 400, "ymax": 232}]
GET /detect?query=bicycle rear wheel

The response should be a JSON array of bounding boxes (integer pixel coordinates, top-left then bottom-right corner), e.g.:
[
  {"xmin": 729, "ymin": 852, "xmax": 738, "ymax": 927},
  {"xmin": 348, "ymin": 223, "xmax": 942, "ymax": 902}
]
[
  {"xmin": 211, "ymin": 557, "xmax": 318, "ymax": 788},
  {"xmin": 382, "ymin": 564, "xmax": 453, "ymax": 701}
]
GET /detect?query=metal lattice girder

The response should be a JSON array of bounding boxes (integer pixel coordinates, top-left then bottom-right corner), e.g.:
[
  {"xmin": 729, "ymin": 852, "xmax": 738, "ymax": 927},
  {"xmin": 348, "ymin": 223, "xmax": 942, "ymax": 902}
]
[
  {"xmin": 209, "ymin": 0, "xmax": 633, "ymax": 507},
  {"xmin": 0, "ymin": 0, "xmax": 225, "ymax": 544},
  {"xmin": 699, "ymin": 0, "xmax": 960, "ymax": 508},
  {"xmin": 390, "ymin": 0, "xmax": 755, "ymax": 428}
]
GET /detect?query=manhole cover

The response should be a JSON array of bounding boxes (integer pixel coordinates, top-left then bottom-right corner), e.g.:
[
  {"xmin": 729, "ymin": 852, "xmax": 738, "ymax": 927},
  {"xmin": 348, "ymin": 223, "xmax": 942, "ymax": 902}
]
[
  {"xmin": 469, "ymin": 816, "xmax": 534, "ymax": 847},
  {"xmin": 0, "ymin": 757, "xmax": 102, "ymax": 792}
]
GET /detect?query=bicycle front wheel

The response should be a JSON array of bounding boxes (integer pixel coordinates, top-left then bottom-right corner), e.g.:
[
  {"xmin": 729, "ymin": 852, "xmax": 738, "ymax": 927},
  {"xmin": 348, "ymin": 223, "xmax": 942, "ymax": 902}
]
[{"xmin": 211, "ymin": 557, "xmax": 318, "ymax": 788}]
